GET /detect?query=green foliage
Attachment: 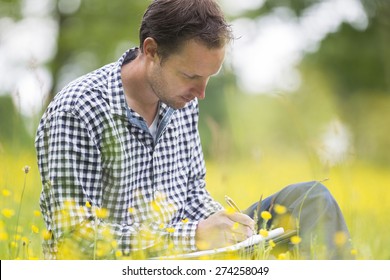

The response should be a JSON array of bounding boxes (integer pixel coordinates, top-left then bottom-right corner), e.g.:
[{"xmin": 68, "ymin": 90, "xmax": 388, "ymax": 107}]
[{"xmin": 0, "ymin": 96, "xmax": 33, "ymax": 151}]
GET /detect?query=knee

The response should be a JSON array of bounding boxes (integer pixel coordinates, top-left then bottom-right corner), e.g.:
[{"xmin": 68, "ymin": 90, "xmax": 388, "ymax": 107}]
[{"xmin": 277, "ymin": 181, "xmax": 334, "ymax": 208}]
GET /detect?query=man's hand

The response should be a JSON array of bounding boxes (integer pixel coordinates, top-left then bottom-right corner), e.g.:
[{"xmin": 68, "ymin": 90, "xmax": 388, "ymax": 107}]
[{"xmin": 195, "ymin": 210, "xmax": 255, "ymax": 250}]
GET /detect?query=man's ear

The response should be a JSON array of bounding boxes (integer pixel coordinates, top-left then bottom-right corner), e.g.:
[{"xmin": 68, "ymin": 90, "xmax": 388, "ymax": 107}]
[{"xmin": 143, "ymin": 37, "xmax": 159, "ymax": 61}]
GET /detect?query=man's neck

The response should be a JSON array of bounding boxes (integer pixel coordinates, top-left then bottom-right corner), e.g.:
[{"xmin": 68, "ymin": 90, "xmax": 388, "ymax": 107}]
[{"xmin": 121, "ymin": 52, "xmax": 159, "ymax": 126}]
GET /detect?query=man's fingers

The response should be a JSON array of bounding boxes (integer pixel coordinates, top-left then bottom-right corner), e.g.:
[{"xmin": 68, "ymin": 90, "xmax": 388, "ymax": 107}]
[{"xmin": 226, "ymin": 212, "xmax": 255, "ymax": 231}]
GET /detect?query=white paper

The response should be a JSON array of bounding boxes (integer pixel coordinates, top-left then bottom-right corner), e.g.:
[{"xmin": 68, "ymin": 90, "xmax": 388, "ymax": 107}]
[{"xmin": 153, "ymin": 227, "xmax": 285, "ymax": 259}]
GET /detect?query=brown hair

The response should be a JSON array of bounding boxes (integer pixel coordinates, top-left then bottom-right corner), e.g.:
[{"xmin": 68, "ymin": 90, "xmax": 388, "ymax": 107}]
[{"xmin": 139, "ymin": 0, "xmax": 232, "ymax": 61}]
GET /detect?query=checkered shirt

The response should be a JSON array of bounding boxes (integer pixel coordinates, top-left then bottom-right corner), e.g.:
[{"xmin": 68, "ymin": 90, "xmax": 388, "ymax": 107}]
[{"xmin": 35, "ymin": 49, "xmax": 223, "ymax": 259}]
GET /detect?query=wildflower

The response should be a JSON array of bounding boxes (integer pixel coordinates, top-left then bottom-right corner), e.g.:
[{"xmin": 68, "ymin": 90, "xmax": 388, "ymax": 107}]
[
  {"xmin": 274, "ymin": 204, "xmax": 287, "ymax": 215},
  {"xmin": 159, "ymin": 223, "xmax": 165, "ymax": 229},
  {"xmin": 95, "ymin": 208, "xmax": 109, "ymax": 219},
  {"xmin": 290, "ymin": 235, "xmax": 302, "ymax": 245},
  {"xmin": 31, "ymin": 225, "xmax": 39, "ymax": 234},
  {"xmin": 14, "ymin": 234, "xmax": 21, "ymax": 241},
  {"xmin": 333, "ymin": 231, "xmax": 348, "ymax": 247},
  {"xmin": 226, "ymin": 207, "xmax": 236, "ymax": 215},
  {"xmin": 350, "ymin": 249, "xmax": 358, "ymax": 256},
  {"xmin": 1, "ymin": 189, "xmax": 11, "ymax": 197},
  {"xmin": 22, "ymin": 165, "xmax": 31, "ymax": 174},
  {"xmin": 64, "ymin": 200, "xmax": 76, "ymax": 209},
  {"xmin": 0, "ymin": 232, "xmax": 9, "ymax": 241},
  {"xmin": 268, "ymin": 239, "xmax": 276, "ymax": 248},
  {"xmin": 33, "ymin": 210, "xmax": 41, "ymax": 217},
  {"xmin": 85, "ymin": 201, "xmax": 92, "ymax": 208},
  {"xmin": 42, "ymin": 230, "xmax": 52, "ymax": 240},
  {"xmin": 278, "ymin": 253, "xmax": 288, "ymax": 260},
  {"xmin": 1, "ymin": 208, "xmax": 15, "ymax": 218},
  {"xmin": 151, "ymin": 201, "xmax": 161, "ymax": 212},
  {"xmin": 261, "ymin": 211, "xmax": 272, "ymax": 221},
  {"xmin": 182, "ymin": 218, "xmax": 189, "ymax": 224},
  {"xmin": 115, "ymin": 250, "xmax": 123, "ymax": 258},
  {"xmin": 10, "ymin": 241, "xmax": 18, "ymax": 248},
  {"xmin": 128, "ymin": 207, "xmax": 135, "ymax": 214},
  {"xmin": 166, "ymin": 227, "xmax": 175, "ymax": 233},
  {"xmin": 259, "ymin": 229, "xmax": 269, "ymax": 237}
]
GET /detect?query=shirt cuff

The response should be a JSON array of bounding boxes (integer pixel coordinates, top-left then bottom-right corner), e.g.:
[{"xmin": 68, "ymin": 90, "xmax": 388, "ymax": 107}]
[{"xmin": 171, "ymin": 220, "xmax": 199, "ymax": 252}]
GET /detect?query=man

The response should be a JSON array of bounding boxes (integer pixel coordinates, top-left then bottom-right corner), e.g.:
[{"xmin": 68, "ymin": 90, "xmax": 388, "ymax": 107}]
[{"xmin": 36, "ymin": 0, "xmax": 351, "ymax": 259}]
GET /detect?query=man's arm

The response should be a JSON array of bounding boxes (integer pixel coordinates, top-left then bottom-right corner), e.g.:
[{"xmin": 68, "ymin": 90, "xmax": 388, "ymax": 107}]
[{"xmin": 36, "ymin": 108, "xmax": 199, "ymax": 258}]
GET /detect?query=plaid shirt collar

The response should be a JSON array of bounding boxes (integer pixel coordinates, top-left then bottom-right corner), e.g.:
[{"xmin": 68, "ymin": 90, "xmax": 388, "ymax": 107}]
[{"xmin": 107, "ymin": 48, "xmax": 174, "ymax": 138}]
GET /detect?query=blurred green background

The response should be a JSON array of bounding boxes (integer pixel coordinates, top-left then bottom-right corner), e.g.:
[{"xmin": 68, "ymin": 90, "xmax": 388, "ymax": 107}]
[{"xmin": 1, "ymin": 0, "xmax": 390, "ymax": 259}]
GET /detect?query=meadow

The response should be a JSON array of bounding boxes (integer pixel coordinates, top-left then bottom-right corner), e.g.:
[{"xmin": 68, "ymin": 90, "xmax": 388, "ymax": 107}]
[{"xmin": 1, "ymin": 147, "xmax": 389, "ymax": 260}]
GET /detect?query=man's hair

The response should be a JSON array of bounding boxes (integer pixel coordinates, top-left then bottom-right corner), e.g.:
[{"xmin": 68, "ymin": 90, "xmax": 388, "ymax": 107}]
[{"xmin": 139, "ymin": 0, "xmax": 232, "ymax": 61}]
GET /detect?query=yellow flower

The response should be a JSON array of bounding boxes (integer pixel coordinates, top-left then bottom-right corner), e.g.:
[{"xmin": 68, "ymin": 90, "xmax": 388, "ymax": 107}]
[
  {"xmin": 278, "ymin": 253, "xmax": 288, "ymax": 260},
  {"xmin": 151, "ymin": 201, "xmax": 161, "ymax": 212},
  {"xmin": 128, "ymin": 207, "xmax": 135, "ymax": 214},
  {"xmin": 14, "ymin": 234, "xmax": 21, "ymax": 241},
  {"xmin": 115, "ymin": 250, "xmax": 123, "ymax": 258},
  {"xmin": 232, "ymin": 222, "xmax": 239, "ymax": 230},
  {"xmin": 261, "ymin": 211, "xmax": 272, "ymax": 220},
  {"xmin": 10, "ymin": 241, "xmax": 18, "ymax": 248},
  {"xmin": 226, "ymin": 207, "xmax": 236, "ymax": 215},
  {"xmin": 290, "ymin": 235, "xmax": 302, "ymax": 245},
  {"xmin": 85, "ymin": 201, "xmax": 92, "ymax": 208},
  {"xmin": 42, "ymin": 230, "xmax": 52, "ymax": 240},
  {"xmin": 0, "ymin": 232, "xmax": 9, "ymax": 241},
  {"xmin": 2, "ymin": 189, "xmax": 11, "ymax": 197},
  {"xmin": 159, "ymin": 223, "xmax": 165, "ymax": 229},
  {"xmin": 333, "ymin": 231, "xmax": 348, "ymax": 247},
  {"xmin": 268, "ymin": 239, "xmax": 276, "ymax": 248},
  {"xmin": 1, "ymin": 208, "xmax": 15, "ymax": 218},
  {"xmin": 33, "ymin": 210, "xmax": 41, "ymax": 217},
  {"xmin": 182, "ymin": 218, "xmax": 189, "ymax": 224},
  {"xmin": 274, "ymin": 204, "xmax": 287, "ymax": 215},
  {"xmin": 111, "ymin": 240, "xmax": 118, "ymax": 249},
  {"xmin": 95, "ymin": 208, "xmax": 109, "ymax": 219},
  {"xmin": 166, "ymin": 227, "xmax": 175, "ymax": 233},
  {"xmin": 259, "ymin": 229, "xmax": 269, "ymax": 237},
  {"xmin": 350, "ymin": 249, "xmax": 358, "ymax": 256},
  {"xmin": 22, "ymin": 165, "xmax": 31, "ymax": 174},
  {"xmin": 31, "ymin": 225, "xmax": 39, "ymax": 234}
]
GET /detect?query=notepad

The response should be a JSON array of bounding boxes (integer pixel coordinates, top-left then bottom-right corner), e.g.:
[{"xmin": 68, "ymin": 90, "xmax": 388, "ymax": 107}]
[{"xmin": 152, "ymin": 227, "xmax": 286, "ymax": 260}]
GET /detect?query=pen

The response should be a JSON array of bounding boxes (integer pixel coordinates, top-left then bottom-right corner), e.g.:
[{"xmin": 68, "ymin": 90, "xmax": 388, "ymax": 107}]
[{"xmin": 225, "ymin": 195, "xmax": 242, "ymax": 213}]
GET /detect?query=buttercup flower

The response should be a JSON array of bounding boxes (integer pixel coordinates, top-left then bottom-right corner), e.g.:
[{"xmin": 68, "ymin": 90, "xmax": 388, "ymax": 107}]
[
  {"xmin": 261, "ymin": 211, "xmax": 272, "ymax": 221},
  {"xmin": 290, "ymin": 235, "xmax": 302, "ymax": 245},
  {"xmin": 31, "ymin": 225, "xmax": 39, "ymax": 234},
  {"xmin": 274, "ymin": 204, "xmax": 287, "ymax": 215},
  {"xmin": 259, "ymin": 229, "xmax": 269, "ymax": 237}
]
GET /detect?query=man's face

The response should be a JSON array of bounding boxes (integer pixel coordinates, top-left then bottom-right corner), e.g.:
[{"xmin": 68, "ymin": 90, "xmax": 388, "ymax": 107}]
[{"xmin": 147, "ymin": 39, "xmax": 226, "ymax": 109}]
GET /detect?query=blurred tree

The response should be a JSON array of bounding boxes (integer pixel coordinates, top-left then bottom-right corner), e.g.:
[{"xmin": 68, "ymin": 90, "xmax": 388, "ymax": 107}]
[
  {"xmin": 51, "ymin": 0, "xmax": 149, "ymax": 97},
  {"xmin": 299, "ymin": 0, "xmax": 390, "ymax": 164},
  {"xmin": 0, "ymin": 95, "xmax": 32, "ymax": 151}
]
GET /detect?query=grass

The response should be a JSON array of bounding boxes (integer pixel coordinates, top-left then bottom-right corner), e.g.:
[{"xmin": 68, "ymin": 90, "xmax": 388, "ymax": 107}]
[{"xmin": 1, "ymin": 148, "xmax": 389, "ymax": 259}]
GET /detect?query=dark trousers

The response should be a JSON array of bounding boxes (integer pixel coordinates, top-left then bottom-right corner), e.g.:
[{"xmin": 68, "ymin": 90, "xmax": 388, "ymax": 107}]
[{"xmin": 244, "ymin": 181, "xmax": 352, "ymax": 259}]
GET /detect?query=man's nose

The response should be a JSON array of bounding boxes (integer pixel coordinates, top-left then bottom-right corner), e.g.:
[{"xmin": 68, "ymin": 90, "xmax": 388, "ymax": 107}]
[{"xmin": 194, "ymin": 80, "xmax": 208, "ymax": 100}]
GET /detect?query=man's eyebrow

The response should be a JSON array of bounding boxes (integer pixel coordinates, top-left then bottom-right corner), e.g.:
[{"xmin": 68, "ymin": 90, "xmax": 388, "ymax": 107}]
[{"xmin": 183, "ymin": 67, "xmax": 222, "ymax": 79}]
